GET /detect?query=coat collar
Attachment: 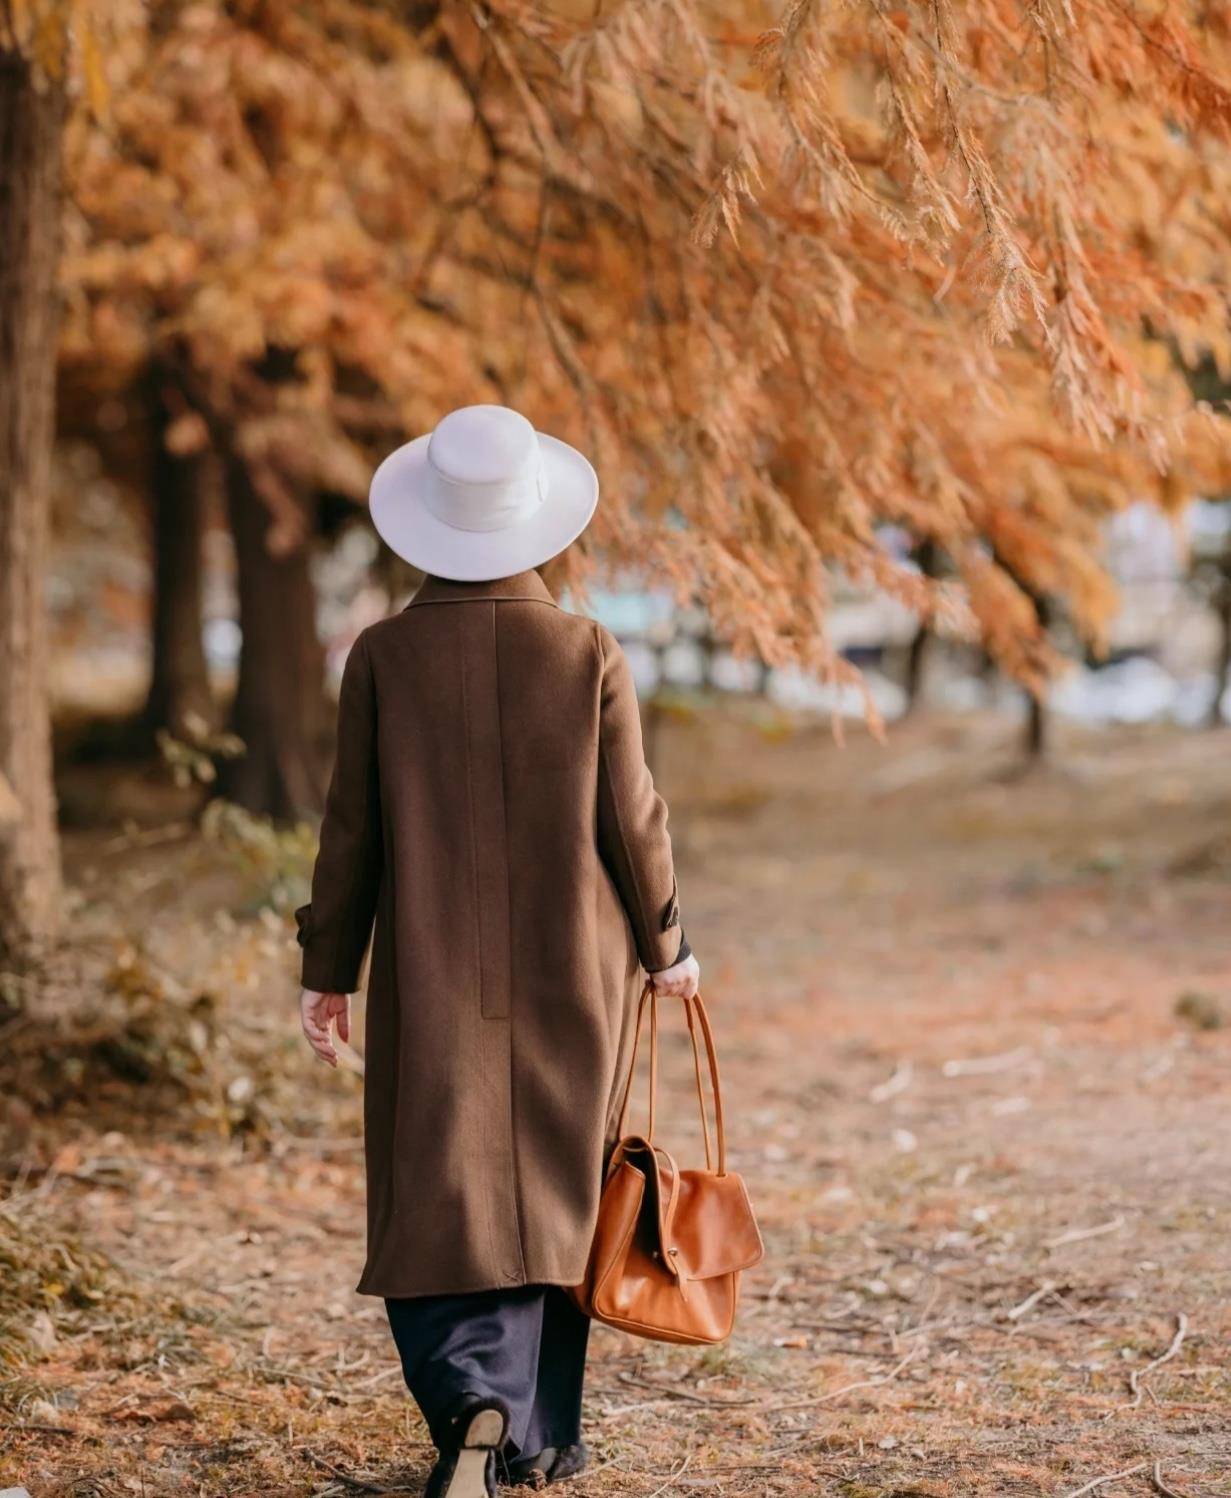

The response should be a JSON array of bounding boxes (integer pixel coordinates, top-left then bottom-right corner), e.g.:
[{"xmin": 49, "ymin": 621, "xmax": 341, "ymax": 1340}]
[{"xmin": 406, "ymin": 570, "xmax": 558, "ymax": 609}]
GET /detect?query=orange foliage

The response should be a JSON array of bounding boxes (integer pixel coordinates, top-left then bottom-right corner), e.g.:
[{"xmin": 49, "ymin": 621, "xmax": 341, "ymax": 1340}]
[{"xmin": 58, "ymin": 0, "xmax": 1231, "ymax": 680}]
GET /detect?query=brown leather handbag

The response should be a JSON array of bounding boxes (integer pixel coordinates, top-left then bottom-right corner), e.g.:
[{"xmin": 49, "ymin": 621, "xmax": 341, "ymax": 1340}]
[{"xmin": 567, "ymin": 984, "xmax": 763, "ymax": 1345}]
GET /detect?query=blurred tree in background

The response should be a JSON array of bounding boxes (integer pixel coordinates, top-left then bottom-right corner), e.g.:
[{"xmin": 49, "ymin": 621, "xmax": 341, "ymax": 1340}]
[
  {"xmin": 3, "ymin": 0, "xmax": 1231, "ymax": 950},
  {"xmin": 1, "ymin": 0, "xmax": 78, "ymax": 957}
]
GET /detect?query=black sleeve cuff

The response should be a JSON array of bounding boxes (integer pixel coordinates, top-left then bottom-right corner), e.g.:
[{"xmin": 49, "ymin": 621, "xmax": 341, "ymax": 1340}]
[{"xmin": 646, "ymin": 928, "xmax": 691, "ymax": 973}]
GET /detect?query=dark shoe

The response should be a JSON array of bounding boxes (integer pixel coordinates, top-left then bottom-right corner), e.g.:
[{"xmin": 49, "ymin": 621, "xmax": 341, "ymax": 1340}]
[
  {"xmin": 502, "ymin": 1449, "xmax": 553, "ymax": 1490},
  {"xmin": 425, "ymin": 1398, "xmax": 510, "ymax": 1498},
  {"xmin": 545, "ymin": 1446, "xmax": 588, "ymax": 1483},
  {"xmin": 502, "ymin": 1443, "xmax": 589, "ymax": 1487}
]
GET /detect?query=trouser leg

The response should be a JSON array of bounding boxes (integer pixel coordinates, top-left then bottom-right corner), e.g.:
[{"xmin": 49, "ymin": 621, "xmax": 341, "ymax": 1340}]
[
  {"xmin": 385, "ymin": 1286, "xmax": 546, "ymax": 1454},
  {"xmin": 520, "ymin": 1286, "xmax": 591, "ymax": 1456}
]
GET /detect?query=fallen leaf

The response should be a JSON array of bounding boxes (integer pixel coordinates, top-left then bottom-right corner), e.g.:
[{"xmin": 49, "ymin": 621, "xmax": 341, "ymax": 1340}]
[{"xmin": 106, "ymin": 1398, "xmax": 195, "ymax": 1424}]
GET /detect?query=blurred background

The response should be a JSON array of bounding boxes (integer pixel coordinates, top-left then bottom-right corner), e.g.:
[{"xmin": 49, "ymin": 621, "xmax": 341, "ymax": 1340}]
[{"xmin": 2, "ymin": 3, "xmax": 1230, "ymax": 1497}]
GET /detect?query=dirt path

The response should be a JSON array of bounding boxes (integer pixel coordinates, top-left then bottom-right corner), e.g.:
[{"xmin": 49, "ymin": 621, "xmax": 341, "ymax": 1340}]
[{"xmin": 2, "ymin": 711, "xmax": 1229, "ymax": 1497}]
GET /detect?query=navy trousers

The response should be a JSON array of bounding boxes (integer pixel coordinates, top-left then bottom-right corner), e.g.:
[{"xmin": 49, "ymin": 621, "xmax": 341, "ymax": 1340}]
[{"xmin": 385, "ymin": 1285, "xmax": 590, "ymax": 1458}]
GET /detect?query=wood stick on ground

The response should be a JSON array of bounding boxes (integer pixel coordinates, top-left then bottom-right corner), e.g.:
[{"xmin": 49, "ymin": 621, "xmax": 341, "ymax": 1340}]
[
  {"xmin": 756, "ymin": 1345, "xmax": 921, "ymax": 1413},
  {"xmin": 869, "ymin": 1061, "xmax": 913, "ymax": 1102},
  {"xmin": 942, "ymin": 1045, "xmax": 1034, "ymax": 1077},
  {"xmin": 302, "ymin": 1450, "xmax": 412, "ymax": 1494},
  {"xmin": 1061, "ymin": 1461, "xmax": 1148, "ymax": 1497},
  {"xmin": 1045, "ymin": 1215, "xmax": 1125, "ymax": 1250},
  {"xmin": 1150, "ymin": 1460, "xmax": 1191, "ymax": 1498},
  {"xmin": 1006, "ymin": 1280, "xmax": 1055, "ymax": 1321},
  {"xmin": 644, "ymin": 1453, "xmax": 692, "ymax": 1498},
  {"xmin": 1122, "ymin": 1313, "xmax": 1189, "ymax": 1411},
  {"xmin": 615, "ymin": 1372, "xmax": 759, "ymax": 1408}
]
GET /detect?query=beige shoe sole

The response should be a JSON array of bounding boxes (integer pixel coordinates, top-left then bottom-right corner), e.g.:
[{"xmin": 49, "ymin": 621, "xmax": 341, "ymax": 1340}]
[{"xmin": 442, "ymin": 1408, "xmax": 505, "ymax": 1498}]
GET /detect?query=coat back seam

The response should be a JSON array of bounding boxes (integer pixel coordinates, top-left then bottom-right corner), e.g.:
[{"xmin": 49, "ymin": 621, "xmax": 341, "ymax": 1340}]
[{"xmin": 492, "ymin": 601, "xmax": 528, "ymax": 1282}]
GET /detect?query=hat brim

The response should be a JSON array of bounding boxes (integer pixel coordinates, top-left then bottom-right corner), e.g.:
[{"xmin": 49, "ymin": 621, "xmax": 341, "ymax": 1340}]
[{"xmin": 368, "ymin": 431, "xmax": 598, "ymax": 581}]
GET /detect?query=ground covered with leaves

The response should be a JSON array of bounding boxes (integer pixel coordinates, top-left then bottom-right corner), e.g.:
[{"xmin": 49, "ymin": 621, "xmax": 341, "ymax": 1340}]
[{"xmin": 2, "ymin": 709, "xmax": 1229, "ymax": 1497}]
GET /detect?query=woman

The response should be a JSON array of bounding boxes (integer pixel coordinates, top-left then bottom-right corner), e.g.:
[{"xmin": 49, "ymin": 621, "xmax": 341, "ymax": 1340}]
[{"xmin": 296, "ymin": 404, "xmax": 700, "ymax": 1498}]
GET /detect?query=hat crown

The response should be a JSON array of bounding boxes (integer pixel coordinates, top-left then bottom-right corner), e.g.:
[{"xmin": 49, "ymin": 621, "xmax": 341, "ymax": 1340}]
[
  {"xmin": 367, "ymin": 403, "xmax": 598, "ymax": 581},
  {"xmin": 428, "ymin": 405, "xmax": 538, "ymax": 487},
  {"xmin": 421, "ymin": 405, "xmax": 545, "ymax": 534}
]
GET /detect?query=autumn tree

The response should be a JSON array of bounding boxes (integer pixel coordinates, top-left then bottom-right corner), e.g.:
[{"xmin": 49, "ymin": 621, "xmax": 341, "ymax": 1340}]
[
  {"xmin": 0, "ymin": 10, "xmax": 68, "ymax": 957},
  {"xmin": 426, "ymin": 0, "xmax": 1231, "ymax": 701},
  {"xmin": 56, "ymin": 350, "xmax": 218, "ymax": 747},
  {"xmin": 61, "ymin": 0, "xmax": 1231, "ymax": 815},
  {"xmin": 140, "ymin": 365, "xmax": 214, "ymax": 739},
  {"xmin": 64, "ymin": 5, "xmax": 413, "ymax": 815}
]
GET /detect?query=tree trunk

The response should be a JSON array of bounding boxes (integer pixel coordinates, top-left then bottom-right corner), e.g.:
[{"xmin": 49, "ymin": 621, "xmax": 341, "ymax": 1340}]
[
  {"xmin": 902, "ymin": 540, "xmax": 939, "ymax": 714},
  {"xmin": 1022, "ymin": 595, "xmax": 1054, "ymax": 761},
  {"xmin": 142, "ymin": 373, "xmax": 213, "ymax": 738},
  {"xmin": 1024, "ymin": 690, "xmax": 1047, "ymax": 758},
  {"xmin": 0, "ymin": 53, "xmax": 64, "ymax": 959},
  {"xmin": 217, "ymin": 459, "xmax": 330, "ymax": 819},
  {"xmin": 1208, "ymin": 567, "xmax": 1231, "ymax": 729},
  {"xmin": 902, "ymin": 623, "xmax": 929, "ymax": 712}
]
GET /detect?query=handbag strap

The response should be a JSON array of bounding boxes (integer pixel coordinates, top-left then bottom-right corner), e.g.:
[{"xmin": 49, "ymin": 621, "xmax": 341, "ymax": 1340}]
[
  {"xmin": 683, "ymin": 991, "xmax": 726, "ymax": 1176},
  {"xmin": 615, "ymin": 983, "xmax": 728, "ymax": 1177},
  {"xmin": 615, "ymin": 982, "xmax": 658, "ymax": 1142}
]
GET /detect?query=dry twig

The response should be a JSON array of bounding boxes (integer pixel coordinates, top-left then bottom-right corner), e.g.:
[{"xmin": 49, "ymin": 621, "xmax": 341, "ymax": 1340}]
[
  {"xmin": 756, "ymin": 1345, "xmax": 921, "ymax": 1413},
  {"xmin": 302, "ymin": 1450, "xmax": 414, "ymax": 1494},
  {"xmin": 1121, "ymin": 1313, "xmax": 1189, "ymax": 1411},
  {"xmin": 1061, "ymin": 1461, "xmax": 1149, "ymax": 1497},
  {"xmin": 942, "ymin": 1046, "xmax": 1034, "ymax": 1077},
  {"xmin": 1006, "ymin": 1280, "xmax": 1055, "ymax": 1321},
  {"xmin": 869, "ymin": 1061, "xmax": 913, "ymax": 1102},
  {"xmin": 1150, "ymin": 1460, "xmax": 1191, "ymax": 1498},
  {"xmin": 645, "ymin": 1453, "xmax": 692, "ymax": 1498},
  {"xmin": 1045, "ymin": 1215, "xmax": 1125, "ymax": 1250},
  {"xmin": 615, "ymin": 1372, "xmax": 758, "ymax": 1408}
]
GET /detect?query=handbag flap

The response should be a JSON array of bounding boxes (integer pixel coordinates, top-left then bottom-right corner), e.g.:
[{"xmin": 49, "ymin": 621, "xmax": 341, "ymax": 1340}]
[{"xmin": 665, "ymin": 1167, "xmax": 764, "ymax": 1281}]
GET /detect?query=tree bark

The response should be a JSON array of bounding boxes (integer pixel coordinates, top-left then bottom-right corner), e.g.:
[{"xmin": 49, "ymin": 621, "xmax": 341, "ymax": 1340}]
[
  {"xmin": 901, "ymin": 540, "xmax": 939, "ymax": 713},
  {"xmin": 142, "ymin": 372, "xmax": 213, "ymax": 738},
  {"xmin": 0, "ymin": 53, "xmax": 64, "ymax": 958},
  {"xmin": 902, "ymin": 623, "xmax": 929, "ymax": 711},
  {"xmin": 217, "ymin": 459, "xmax": 331, "ymax": 819},
  {"xmin": 1208, "ymin": 563, "xmax": 1231, "ymax": 729},
  {"xmin": 1022, "ymin": 594, "xmax": 1054, "ymax": 761},
  {"xmin": 1024, "ymin": 690, "xmax": 1047, "ymax": 758}
]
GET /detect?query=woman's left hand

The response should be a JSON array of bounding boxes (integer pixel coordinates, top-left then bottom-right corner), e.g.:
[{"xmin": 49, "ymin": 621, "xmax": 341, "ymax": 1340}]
[
  {"xmin": 650, "ymin": 952, "xmax": 701, "ymax": 999},
  {"xmin": 301, "ymin": 988, "xmax": 351, "ymax": 1067}
]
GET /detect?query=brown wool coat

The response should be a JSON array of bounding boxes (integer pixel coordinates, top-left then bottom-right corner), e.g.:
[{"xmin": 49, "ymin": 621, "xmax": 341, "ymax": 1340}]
[{"xmin": 297, "ymin": 569, "xmax": 686, "ymax": 1299}]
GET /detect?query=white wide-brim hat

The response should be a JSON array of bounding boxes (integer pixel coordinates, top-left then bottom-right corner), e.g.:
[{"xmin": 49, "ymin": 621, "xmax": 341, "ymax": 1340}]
[{"xmin": 369, "ymin": 404, "xmax": 598, "ymax": 581}]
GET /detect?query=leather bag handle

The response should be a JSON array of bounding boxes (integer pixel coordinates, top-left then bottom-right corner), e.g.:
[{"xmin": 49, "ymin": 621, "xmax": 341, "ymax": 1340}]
[
  {"xmin": 683, "ymin": 991, "xmax": 726, "ymax": 1175},
  {"xmin": 616, "ymin": 984, "xmax": 728, "ymax": 1177},
  {"xmin": 616, "ymin": 982, "xmax": 657, "ymax": 1142},
  {"xmin": 682, "ymin": 996, "xmax": 712, "ymax": 1170}
]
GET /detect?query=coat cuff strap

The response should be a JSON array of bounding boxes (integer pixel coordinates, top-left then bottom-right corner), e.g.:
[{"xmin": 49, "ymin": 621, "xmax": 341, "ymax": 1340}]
[{"xmin": 645, "ymin": 927, "xmax": 690, "ymax": 973}]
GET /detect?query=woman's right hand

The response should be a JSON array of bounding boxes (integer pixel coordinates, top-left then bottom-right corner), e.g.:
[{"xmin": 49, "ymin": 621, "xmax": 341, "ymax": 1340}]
[
  {"xmin": 300, "ymin": 987, "xmax": 351, "ymax": 1067},
  {"xmin": 650, "ymin": 952, "xmax": 700, "ymax": 999}
]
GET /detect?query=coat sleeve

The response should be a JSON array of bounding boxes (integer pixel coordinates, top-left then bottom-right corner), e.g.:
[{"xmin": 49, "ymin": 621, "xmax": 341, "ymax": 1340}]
[
  {"xmin": 295, "ymin": 630, "xmax": 383, "ymax": 993},
  {"xmin": 595, "ymin": 625, "xmax": 690, "ymax": 973}
]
